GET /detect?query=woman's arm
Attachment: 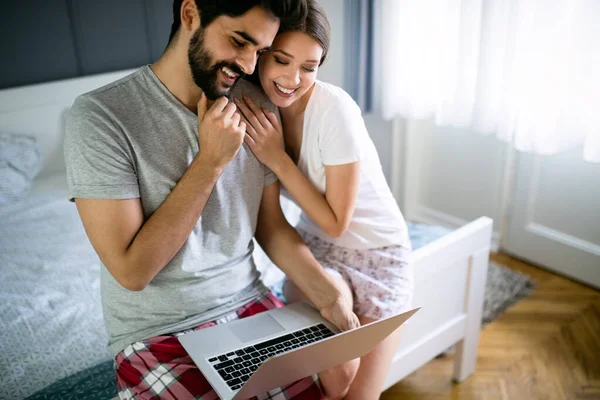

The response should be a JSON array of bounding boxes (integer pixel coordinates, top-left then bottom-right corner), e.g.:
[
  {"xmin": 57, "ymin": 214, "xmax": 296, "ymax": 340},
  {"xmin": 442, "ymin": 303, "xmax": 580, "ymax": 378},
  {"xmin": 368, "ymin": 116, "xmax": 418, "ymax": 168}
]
[
  {"xmin": 236, "ymin": 96, "xmax": 360, "ymax": 238},
  {"xmin": 273, "ymin": 157, "xmax": 360, "ymax": 237}
]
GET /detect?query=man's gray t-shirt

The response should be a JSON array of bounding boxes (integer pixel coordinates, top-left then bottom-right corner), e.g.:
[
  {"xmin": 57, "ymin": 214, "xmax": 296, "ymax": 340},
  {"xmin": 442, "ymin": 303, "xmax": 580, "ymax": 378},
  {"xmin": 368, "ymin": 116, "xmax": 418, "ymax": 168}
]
[{"xmin": 65, "ymin": 66, "xmax": 278, "ymax": 355}]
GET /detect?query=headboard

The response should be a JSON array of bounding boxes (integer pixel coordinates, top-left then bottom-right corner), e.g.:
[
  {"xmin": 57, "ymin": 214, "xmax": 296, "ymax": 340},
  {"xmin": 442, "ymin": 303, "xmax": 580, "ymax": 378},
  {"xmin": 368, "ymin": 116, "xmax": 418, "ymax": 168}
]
[{"xmin": 0, "ymin": 68, "xmax": 137, "ymax": 179}]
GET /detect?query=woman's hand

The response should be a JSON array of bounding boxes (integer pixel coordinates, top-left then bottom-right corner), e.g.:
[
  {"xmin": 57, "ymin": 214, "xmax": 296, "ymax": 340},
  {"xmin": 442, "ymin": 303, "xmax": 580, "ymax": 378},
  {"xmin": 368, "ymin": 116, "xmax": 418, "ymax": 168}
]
[{"xmin": 234, "ymin": 95, "xmax": 287, "ymax": 170}]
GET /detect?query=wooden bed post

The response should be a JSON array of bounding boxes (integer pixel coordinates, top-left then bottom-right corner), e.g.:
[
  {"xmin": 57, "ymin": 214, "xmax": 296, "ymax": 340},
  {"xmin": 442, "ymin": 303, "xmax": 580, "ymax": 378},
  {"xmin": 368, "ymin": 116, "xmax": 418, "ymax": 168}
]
[{"xmin": 453, "ymin": 247, "xmax": 490, "ymax": 382}]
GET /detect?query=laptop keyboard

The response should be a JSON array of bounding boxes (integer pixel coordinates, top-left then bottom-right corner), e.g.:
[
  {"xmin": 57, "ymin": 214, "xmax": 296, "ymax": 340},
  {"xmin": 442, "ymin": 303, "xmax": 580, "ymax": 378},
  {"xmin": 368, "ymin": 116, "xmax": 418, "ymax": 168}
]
[{"xmin": 207, "ymin": 323, "xmax": 335, "ymax": 391}]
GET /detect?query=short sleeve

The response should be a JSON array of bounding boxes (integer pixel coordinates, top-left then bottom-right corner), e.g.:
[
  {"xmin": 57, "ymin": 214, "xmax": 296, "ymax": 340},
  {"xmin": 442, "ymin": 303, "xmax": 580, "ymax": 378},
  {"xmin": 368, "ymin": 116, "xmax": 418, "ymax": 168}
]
[
  {"xmin": 263, "ymin": 106, "xmax": 283, "ymax": 186},
  {"xmin": 230, "ymin": 80, "xmax": 281, "ymax": 187},
  {"xmin": 65, "ymin": 95, "xmax": 140, "ymax": 202},
  {"xmin": 264, "ymin": 167, "xmax": 278, "ymax": 187},
  {"xmin": 319, "ymin": 99, "xmax": 365, "ymax": 166}
]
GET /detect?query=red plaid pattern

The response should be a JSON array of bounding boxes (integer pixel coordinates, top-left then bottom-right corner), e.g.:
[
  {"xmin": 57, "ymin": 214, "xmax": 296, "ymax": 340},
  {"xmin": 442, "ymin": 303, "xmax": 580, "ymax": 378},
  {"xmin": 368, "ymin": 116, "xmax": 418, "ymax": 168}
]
[{"xmin": 115, "ymin": 292, "xmax": 325, "ymax": 399}]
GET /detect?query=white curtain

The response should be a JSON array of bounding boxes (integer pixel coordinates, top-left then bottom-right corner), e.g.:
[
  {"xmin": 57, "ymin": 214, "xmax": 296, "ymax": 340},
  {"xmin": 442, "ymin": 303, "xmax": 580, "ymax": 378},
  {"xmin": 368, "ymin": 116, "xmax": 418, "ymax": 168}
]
[{"xmin": 379, "ymin": 0, "xmax": 600, "ymax": 162}]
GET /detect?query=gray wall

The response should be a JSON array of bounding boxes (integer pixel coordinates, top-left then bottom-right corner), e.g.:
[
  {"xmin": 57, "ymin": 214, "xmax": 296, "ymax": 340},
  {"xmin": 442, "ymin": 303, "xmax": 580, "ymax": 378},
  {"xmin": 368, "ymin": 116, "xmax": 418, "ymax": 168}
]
[{"xmin": 0, "ymin": 0, "xmax": 172, "ymax": 89}]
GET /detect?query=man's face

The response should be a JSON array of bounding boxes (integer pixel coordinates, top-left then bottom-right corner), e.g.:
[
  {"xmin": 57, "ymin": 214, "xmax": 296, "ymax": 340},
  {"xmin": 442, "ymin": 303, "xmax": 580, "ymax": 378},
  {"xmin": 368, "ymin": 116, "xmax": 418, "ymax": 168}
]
[{"xmin": 188, "ymin": 6, "xmax": 280, "ymax": 100}]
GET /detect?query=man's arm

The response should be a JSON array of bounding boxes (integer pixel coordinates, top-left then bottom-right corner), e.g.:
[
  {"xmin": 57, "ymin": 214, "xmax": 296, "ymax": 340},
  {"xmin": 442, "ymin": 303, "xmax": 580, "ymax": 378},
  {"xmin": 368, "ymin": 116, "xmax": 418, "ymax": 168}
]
[
  {"xmin": 255, "ymin": 181, "xmax": 360, "ymax": 331},
  {"xmin": 75, "ymin": 156, "xmax": 223, "ymax": 291},
  {"xmin": 74, "ymin": 95, "xmax": 246, "ymax": 291}
]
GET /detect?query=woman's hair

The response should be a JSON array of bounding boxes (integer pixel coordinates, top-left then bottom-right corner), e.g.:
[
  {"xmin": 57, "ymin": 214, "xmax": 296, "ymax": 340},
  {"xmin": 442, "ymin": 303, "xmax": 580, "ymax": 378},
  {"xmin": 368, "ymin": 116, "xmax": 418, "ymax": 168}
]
[
  {"xmin": 244, "ymin": 0, "xmax": 331, "ymax": 86},
  {"xmin": 283, "ymin": 0, "xmax": 331, "ymax": 66}
]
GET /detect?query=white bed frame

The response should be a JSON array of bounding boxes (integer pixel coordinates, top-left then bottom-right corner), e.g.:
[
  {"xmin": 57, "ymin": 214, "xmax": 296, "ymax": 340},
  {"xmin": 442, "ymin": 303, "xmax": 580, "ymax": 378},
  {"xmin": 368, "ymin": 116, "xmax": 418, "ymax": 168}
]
[{"xmin": 0, "ymin": 70, "xmax": 493, "ymax": 392}]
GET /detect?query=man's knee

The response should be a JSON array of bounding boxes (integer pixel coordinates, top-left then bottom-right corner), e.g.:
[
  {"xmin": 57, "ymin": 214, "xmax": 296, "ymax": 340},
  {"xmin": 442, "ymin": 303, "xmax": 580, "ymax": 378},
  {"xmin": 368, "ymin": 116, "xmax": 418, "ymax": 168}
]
[{"xmin": 319, "ymin": 358, "xmax": 360, "ymax": 400}]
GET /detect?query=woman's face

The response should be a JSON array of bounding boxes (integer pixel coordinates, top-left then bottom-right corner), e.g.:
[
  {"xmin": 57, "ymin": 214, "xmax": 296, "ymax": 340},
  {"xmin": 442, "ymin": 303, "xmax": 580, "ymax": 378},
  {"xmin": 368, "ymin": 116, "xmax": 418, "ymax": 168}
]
[{"xmin": 258, "ymin": 31, "xmax": 324, "ymax": 108}]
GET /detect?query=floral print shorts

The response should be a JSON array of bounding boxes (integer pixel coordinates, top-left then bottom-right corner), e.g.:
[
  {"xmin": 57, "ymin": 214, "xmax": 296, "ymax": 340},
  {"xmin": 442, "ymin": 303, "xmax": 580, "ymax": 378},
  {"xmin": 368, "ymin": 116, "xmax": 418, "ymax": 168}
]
[{"xmin": 297, "ymin": 230, "xmax": 414, "ymax": 320}]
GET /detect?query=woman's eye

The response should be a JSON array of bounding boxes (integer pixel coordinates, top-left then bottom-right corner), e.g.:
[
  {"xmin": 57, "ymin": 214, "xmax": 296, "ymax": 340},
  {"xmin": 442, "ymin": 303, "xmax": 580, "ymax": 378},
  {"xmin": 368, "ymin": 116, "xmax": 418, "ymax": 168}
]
[
  {"xmin": 303, "ymin": 67, "xmax": 316, "ymax": 73},
  {"xmin": 274, "ymin": 57, "xmax": 288, "ymax": 65}
]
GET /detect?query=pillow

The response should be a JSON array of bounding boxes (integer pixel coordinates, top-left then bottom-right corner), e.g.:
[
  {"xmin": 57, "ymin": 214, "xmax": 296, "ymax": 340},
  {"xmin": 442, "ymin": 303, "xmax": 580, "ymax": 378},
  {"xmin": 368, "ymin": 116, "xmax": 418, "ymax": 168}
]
[{"xmin": 0, "ymin": 133, "xmax": 42, "ymax": 205}]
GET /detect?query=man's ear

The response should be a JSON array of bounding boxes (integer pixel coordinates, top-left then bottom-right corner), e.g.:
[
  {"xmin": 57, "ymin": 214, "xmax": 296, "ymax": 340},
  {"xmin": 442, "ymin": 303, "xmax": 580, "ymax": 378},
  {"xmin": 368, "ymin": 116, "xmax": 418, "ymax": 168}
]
[{"xmin": 180, "ymin": 0, "xmax": 201, "ymax": 34}]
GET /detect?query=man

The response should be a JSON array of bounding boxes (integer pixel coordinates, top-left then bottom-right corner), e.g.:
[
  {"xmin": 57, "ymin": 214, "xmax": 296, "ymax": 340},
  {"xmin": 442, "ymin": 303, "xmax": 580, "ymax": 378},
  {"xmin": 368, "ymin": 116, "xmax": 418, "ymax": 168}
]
[{"xmin": 65, "ymin": 0, "xmax": 359, "ymax": 398}]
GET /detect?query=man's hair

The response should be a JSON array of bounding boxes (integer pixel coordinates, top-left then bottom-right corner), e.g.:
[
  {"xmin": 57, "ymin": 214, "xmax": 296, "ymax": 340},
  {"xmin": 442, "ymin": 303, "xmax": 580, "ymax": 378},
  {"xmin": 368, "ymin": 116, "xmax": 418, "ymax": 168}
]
[{"xmin": 168, "ymin": 0, "xmax": 308, "ymax": 45}]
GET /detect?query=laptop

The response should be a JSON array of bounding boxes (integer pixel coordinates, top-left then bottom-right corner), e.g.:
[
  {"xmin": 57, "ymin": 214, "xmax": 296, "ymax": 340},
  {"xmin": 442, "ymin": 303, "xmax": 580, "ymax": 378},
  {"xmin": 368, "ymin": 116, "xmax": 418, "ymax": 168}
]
[{"xmin": 178, "ymin": 302, "xmax": 420, "ymax": 400}]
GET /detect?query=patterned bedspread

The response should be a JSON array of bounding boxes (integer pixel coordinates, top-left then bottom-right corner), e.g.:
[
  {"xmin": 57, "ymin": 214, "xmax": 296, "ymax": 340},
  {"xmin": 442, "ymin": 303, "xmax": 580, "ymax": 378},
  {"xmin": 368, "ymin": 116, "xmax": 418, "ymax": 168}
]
[{"xmin": 0, "ymin": 175, "xmax": 110, "ymax": 399}]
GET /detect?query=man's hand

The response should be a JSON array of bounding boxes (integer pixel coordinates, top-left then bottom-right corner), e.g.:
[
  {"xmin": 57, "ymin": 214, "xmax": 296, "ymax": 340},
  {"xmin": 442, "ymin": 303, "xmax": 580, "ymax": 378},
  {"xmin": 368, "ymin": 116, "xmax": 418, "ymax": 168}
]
[
  {"xmin": 319, "ymin": 295, "xmax": 361, "ymax": 332},
  {"xmin": 197, "ymin": 93, "xmax": 246, "ymax": 168}
]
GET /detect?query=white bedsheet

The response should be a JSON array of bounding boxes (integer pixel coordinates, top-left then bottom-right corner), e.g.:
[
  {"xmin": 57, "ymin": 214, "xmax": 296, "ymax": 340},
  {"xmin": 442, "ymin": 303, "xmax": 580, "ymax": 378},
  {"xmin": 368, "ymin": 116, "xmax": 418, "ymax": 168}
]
[{"xmin": 0, "ymin": 174, "xmax": 110, "ymax": 399}]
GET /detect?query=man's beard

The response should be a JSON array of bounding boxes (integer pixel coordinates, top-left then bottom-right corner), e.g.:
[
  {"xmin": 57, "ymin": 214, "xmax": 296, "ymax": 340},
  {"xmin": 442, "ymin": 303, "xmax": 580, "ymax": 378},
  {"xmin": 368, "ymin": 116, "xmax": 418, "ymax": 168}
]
[{"xmin": 188, "ymin": 28, "xmax": 246, "ymax": 100}]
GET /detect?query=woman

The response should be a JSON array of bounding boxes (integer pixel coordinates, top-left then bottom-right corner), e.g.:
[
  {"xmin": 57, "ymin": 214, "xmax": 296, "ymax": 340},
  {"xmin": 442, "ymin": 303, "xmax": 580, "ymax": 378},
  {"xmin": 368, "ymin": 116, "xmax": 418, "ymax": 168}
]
[{"xmin": 235, "ymin": 1, "xmax": 413, "ymax": 398}]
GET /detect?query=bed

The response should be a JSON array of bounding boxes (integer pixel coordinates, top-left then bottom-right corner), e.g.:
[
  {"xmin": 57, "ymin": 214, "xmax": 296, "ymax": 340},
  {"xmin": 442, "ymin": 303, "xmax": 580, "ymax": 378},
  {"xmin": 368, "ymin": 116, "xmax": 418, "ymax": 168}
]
[{"xmin": 0, "ymin": 70, "xmax": 493, "ymax": 399}]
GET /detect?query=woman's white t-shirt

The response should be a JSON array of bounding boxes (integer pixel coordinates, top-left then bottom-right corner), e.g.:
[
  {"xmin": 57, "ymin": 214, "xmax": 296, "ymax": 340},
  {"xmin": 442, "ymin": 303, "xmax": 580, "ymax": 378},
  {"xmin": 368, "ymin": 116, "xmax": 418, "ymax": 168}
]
[{"xmin": 290, "ymin": 80, "xmax": 410, "ymax": 250}]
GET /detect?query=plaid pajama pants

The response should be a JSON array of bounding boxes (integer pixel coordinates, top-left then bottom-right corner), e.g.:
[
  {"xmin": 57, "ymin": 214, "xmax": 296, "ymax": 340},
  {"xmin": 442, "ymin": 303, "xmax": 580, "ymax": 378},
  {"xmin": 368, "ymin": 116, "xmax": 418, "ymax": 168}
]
[{"xmin": 115, "ymin": 292, "xmax": 325, "ymax": 400}]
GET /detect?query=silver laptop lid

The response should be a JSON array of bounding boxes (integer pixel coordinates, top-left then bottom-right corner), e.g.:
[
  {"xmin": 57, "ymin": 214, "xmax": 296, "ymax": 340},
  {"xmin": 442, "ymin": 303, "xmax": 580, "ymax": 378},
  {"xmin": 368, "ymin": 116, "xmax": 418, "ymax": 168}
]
[{"xmin": 232, "ymin": 307, "xmax": 420, "ymax": 399}]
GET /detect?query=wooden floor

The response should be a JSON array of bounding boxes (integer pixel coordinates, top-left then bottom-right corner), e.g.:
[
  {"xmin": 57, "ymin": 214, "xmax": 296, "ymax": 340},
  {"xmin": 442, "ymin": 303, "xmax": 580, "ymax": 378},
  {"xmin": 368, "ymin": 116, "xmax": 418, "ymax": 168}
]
[{"xmin": 381, "ymin": 253, "xmax": 600, "ymax": 400}]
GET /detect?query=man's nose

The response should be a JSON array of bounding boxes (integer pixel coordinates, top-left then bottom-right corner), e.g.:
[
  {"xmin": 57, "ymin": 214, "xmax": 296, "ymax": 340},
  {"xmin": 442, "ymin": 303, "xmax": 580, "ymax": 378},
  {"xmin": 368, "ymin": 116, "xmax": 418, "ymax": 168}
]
[{"xmin": 237, "ymin": 51, "xmax": 258, "ymax": 76}]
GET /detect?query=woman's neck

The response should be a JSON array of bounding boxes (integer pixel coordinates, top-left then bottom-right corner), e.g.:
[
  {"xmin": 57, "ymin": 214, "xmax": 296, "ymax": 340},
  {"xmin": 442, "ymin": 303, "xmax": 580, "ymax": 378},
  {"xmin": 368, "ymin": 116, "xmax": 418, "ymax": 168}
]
[{"xmin": 280, "ymin": 82, "xmax": 316, "ymax": 121}]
